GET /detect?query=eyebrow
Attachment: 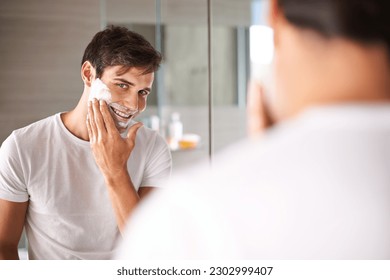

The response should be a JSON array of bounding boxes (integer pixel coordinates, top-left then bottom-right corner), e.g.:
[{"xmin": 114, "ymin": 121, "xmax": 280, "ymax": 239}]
[{"xmin": 113, "ymin": 78, "xmax": 151, "ymax": 92}]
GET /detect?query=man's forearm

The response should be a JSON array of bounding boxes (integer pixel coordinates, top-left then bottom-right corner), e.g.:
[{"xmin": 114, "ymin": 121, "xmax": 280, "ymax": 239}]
[
  {"xmin": 0, "ymin": 245, "xmax": 20, "ymax": 260},
  {"xmin": 105, "ymin": 170, "xmax": 140, "ymax": 234}
]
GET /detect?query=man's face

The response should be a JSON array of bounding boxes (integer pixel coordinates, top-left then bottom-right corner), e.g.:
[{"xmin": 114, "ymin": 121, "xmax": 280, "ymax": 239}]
[{"xmin": 93, "ymin": 66, "xmax": 154, "ymax": 133}]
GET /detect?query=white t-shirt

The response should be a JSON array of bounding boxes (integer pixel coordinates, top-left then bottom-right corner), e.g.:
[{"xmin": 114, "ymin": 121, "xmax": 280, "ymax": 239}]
[
  {"xmin": 0, "ymin": 113, "xmax": 171, "ymax": 259},
  {"xmin": 117, "ymin": 104, "xmax": 390, "ymax": 259}
]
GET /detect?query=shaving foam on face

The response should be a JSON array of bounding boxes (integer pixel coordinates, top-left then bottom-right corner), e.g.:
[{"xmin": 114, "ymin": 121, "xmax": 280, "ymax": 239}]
[
  {"xmin": 89, "ymin": 78, "xmax": 137, "ymax": 136},
  {"xmin": 89, "ymin": 78, "xmax": 112, "ymax": 102}
]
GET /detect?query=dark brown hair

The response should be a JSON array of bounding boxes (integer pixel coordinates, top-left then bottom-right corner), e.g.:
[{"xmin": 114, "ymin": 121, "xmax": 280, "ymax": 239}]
[
  {"xmin": 278, "ymin": 0, "xmax": 390, "ymax": 53},
  {"xmin": 81, "ymin": 25, "xmax": 162, "ymax": 78}
]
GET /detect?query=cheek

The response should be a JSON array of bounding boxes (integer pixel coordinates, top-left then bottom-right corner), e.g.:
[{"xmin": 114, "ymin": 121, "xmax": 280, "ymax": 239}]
[
  {"xmin": 272, "ymin": 51, "xmax": 296, "ymax": 119},
  {"xmin": 272, "ymin": 37, "xmax": 313, "ymax": 119},
  {"xmin": 106, "ymin": 85, "xmax": 122, "ymax": 99},
  {"xmin": 105, "ymin": 87, "xmax": 129, "ymax": 104},
  {"xmin": 275, "ymin": 43, "xmax": 302, "ymax": 93},
  {"xmin": 138, "ymin": 97, "xmax": 147, "ymax": 112}
]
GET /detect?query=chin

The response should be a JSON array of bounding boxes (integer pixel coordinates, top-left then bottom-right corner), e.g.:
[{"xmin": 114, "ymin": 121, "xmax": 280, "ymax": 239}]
[{"xmin": 115, "ymin": 125, "xmax": 128, "ymax": 134}]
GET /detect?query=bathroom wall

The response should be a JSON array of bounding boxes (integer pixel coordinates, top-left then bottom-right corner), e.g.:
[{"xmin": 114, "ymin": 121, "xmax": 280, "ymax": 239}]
[{"xmin": 0, "ymin": 0, "xmax": 101, "ymax": 143}]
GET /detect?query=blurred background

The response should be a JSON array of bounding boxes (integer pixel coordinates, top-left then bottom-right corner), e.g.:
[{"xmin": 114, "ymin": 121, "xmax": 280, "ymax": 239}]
[{"xmin": 0, "ymin": 0, "xmax": 273, "ymax": 256}]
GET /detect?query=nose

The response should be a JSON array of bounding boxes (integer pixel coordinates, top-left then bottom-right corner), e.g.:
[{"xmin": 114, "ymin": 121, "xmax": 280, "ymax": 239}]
[{"xmin": 123, "ymin": 92, "xmax": 139, "ymax": 111}]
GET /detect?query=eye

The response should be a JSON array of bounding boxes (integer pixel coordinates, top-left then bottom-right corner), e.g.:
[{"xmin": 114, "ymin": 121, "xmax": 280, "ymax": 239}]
[
  {"xmin": 139, "ymin": 90, "xmax": 149, "ymax": 97},
  {"xmin": 117, "ymin": 83, "xmax": 128, "ymax": 89}
]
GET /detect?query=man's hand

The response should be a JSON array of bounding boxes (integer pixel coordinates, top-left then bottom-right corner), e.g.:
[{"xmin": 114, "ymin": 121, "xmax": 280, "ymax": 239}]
[
  {"xmin": 86, "ymin": 98, "xmax": 147, "ymax": 233},
  {"xmin": 247, "ymin": 80, "xmax": 274, "ymax": 137},
  {"xmin": 86, "ymin": 98, "xmax": 143, "ymax": 180}
]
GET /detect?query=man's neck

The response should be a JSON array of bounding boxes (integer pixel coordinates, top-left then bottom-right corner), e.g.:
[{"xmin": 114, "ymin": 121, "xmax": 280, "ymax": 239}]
[{"xmin": 60, "ymin": 92, "xmax": 90, "ymax": 141}]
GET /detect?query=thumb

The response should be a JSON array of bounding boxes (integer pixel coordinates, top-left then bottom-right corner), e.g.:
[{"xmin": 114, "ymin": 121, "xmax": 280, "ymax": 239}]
[{"xmin": 126, "ymin": 122, "xmax": 143, "ymax": 145}]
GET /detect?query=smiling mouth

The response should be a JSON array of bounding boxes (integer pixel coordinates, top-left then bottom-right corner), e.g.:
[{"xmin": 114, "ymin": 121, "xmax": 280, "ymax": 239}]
[
  {"xmin": 111, "ymin": 106, "xmax": 132, "ymax": 119},
  {"xmin": 108, "ymin": 102, "xmax": 138, "ymax": 121}
]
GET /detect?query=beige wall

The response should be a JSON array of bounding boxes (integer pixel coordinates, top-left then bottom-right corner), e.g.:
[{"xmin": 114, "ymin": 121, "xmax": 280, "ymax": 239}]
[
  {"xmin": 106, "ymin": 0, "xmax": 251, "ymax": 26},
  {"xmin": 0, "ymin": 0, "xmax": 100, "ymax": 143}
]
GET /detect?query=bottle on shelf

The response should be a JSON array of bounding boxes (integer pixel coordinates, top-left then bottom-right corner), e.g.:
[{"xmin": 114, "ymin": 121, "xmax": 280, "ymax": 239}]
[{"xmin": 168, "ymin": 112, "xmax": 183, "ymax": 150}]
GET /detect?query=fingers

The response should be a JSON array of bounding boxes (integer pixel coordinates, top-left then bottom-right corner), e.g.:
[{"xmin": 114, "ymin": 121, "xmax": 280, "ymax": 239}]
[
  {"xmin": 126, "ymin": 122, "xmax": 143, "ymax": 146},
  {"xmin": 87, "ymin": 100, "xmax": 98, "ymax": 142},
  {"xmin": 91, "ymin": 98, "xmax": 107, "ymax": 139},
  {"xmin": 247, "ymin": 80, "xmax": 273, "ymax": 137},
  {"xmin": 99, "ymin": 99, "xmax": 117, "ymax": 133},
  {"xmin": 86, "ymin": 113, "xmax": 92, "ymax": 140}
]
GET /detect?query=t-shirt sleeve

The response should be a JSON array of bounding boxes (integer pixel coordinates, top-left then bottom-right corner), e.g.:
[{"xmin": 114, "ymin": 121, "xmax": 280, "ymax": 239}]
[
  {"xmin": 140, "ymin": 134, "xmax": 172, "ymax": 188},
  {"xmin": 0, "ymin": 133, "xmax": 29, "ymax": 202}
]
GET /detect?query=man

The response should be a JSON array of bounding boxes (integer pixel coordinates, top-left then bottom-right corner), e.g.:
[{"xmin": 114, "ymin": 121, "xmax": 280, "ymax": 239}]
[
  {"xmin": 117, "ymin": 0, "xmax": 390, "ymax": 259},
  {"xmin": 0, "ymin": 26, "xmax": 172, "ymax": 259}
]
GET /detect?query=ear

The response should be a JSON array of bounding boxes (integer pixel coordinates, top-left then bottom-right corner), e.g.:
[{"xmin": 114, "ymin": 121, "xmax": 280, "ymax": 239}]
[
  {"xmin": 268, "ymin": 0, "xmax": 281, "ymax": 48},
  {"xmin": 81, "ymin": 61, "xmax": 96, "ymax": 87}
]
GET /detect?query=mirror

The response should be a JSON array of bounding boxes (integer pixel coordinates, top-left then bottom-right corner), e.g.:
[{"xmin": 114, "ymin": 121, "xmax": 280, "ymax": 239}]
[{"xmin": 0, "ymin": 0, "xmax": 273, "ymax": 257}]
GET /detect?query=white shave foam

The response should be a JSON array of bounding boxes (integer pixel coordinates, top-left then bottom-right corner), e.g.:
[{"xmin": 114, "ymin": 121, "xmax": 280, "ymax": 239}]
[{"xmin": 89, "ymin": 78, "xmax": 112, "ymax": 102}]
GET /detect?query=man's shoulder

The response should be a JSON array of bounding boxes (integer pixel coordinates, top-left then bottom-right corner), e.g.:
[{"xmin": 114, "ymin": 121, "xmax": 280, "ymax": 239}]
[
  {"xmin": 135, "ymin": 123, "xmax": 167, "ymax": 146},
  {"xmin": 11, "ymin": 113, "xmax": 59, "ymax": 141},
  {"xmin": 136, "ymin": 123, "xmax": 158, "ymax": 137}
]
